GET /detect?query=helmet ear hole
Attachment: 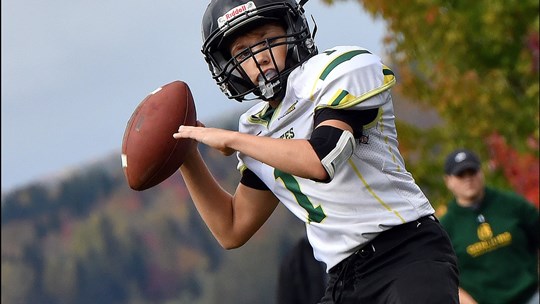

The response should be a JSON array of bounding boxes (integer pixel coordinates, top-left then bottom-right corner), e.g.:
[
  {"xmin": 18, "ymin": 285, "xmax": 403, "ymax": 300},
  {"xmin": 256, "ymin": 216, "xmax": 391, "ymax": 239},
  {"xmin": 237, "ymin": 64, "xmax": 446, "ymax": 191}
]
[{"xmin": 201, "ymin": 0, "xmax": 318, "ymax": 102}]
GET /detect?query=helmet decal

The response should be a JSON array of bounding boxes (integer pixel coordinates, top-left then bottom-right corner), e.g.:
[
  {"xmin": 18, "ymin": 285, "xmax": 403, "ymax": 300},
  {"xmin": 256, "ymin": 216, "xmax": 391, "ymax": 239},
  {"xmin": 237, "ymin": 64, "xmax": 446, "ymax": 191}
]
[{"xmin": 218, "ymin": 1, "xmax": 256, "ymax": 29}]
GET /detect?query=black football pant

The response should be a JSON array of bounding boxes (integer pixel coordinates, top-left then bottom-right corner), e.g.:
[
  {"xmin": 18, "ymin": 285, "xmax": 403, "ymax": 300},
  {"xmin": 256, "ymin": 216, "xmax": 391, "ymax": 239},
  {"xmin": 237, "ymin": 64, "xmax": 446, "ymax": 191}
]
[{"xmin": 318, "ymin": 215, "xmax": 459, "ymax": 304}]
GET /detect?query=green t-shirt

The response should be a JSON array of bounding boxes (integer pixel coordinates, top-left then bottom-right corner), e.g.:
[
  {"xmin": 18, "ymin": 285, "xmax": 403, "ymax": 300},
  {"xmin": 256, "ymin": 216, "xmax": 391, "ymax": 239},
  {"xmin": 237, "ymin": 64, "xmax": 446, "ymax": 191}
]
[{"xmin": 440, "ymin": 187, "xmax": 539, "ymax": 304}]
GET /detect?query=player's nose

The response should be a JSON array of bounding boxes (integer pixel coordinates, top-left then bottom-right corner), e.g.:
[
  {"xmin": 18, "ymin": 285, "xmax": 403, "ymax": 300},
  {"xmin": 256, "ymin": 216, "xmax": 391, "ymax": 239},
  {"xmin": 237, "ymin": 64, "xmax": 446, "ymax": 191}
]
[{"xmin": 252, "ymin": 44, "xmax": 271, "ymax": 66}]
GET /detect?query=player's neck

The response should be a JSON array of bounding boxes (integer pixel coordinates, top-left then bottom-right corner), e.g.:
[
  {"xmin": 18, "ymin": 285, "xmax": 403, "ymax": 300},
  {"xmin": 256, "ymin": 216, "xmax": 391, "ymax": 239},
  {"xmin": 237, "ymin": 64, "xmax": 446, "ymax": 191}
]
[{"xmin": 268, "ymin": 99, "xmax": 281, "ymax": 108}]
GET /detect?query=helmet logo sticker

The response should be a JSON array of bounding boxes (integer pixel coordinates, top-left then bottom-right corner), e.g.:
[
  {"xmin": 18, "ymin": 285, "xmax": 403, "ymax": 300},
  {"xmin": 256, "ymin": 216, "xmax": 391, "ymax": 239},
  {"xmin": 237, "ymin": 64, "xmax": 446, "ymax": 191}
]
[{"xmin": 218, "ymin": 1, "xmax": 256, "ymax": 28}]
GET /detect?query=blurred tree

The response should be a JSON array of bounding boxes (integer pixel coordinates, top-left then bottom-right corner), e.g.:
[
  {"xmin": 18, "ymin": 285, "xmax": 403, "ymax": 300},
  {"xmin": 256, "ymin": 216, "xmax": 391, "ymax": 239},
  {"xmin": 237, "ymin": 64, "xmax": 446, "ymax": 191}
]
[
  {"xmin": 43, "ymin": 253, "xmax": 78, "ymax": 304},
  {"xmin": 69, "ymin": 213, "xmax": 138, "ymax": 303},
  {"xmin": 1, "ymin": 260, "xmax": 36, "ymax": 304},
  {"xmin": 486, "ymin": 132, "xmax": 539, "ymax": 206},
  {"xmin": 323, "ymin": 0, "xmax": 539, "ymax": 207}
]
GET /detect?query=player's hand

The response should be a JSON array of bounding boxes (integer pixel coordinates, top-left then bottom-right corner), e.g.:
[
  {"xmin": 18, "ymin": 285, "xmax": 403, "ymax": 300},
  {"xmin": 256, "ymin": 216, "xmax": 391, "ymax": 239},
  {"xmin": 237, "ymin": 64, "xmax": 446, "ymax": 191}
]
[{"xmin": 174, "ymin": 124, "xmax": 236, "ymax": 156}]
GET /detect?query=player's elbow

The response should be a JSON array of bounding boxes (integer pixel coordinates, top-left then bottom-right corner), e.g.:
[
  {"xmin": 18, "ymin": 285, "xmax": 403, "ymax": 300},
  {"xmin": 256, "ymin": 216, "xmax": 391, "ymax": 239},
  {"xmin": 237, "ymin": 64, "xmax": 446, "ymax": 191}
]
[
  {"xmin": 303, "ymin": 163, "xmax": 330, "ymax": 182},
  {"xmin": 214, "ymin": 231, "xmax": 249, "ymax": 249},
  {"xmin": 307, "ymin": 126, "xmax": 356, "ymax": 182},
  {"xmin": 217, "ymin": 237, "xmax": 247, "ymax": 250},
  {"xmin": 220, "ymin": 242, "xmax": 243, "ymax": 250}
]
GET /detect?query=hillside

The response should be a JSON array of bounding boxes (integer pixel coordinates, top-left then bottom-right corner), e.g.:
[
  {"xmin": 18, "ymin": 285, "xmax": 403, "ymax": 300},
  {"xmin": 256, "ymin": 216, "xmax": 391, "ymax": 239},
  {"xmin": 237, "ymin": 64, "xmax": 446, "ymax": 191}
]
[{"xmin": 1, "ymin": 129, "xmax": 305, "ymax": 304}]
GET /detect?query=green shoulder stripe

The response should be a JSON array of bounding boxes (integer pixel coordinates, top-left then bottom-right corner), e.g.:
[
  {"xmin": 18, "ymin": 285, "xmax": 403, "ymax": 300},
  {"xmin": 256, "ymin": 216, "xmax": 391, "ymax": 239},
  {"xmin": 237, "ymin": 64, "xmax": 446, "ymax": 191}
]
[
  {"xmin": 319, "ymin": 49, "xmax": 371, "ymax": 81},
  {"xmin": 320, "ymin": 65, "xmax": 396, "ymax": 109}
]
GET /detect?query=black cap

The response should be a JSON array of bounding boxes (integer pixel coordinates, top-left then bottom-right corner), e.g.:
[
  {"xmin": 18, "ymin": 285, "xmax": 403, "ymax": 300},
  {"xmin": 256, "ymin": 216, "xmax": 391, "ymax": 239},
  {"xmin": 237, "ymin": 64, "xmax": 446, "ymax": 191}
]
[{"xmin": 444, "ymin": 149, "xmax": 481, "ymax": 175}]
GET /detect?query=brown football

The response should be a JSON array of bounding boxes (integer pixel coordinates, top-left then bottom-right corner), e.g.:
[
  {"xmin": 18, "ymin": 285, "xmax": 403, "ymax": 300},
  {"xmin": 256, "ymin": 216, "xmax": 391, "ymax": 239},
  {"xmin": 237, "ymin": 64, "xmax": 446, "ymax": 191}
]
[{"xmin": 121, "ymin": 80, "xmax": 196, "ymax": 191}]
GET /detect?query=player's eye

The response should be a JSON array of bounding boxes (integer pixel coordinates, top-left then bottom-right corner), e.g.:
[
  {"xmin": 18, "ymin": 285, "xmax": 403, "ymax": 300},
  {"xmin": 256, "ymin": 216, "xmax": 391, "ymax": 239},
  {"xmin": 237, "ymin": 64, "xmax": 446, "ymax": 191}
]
[
  {"xmin": 232, "ymin": 38, "xmax": 275, "ymax": 63},
  {"xmin": 253, "ymin": 39, "xmax": 271, "ymax": 51},
  {"xmin": 234, "ymin": 48, "xmax": 251, "ymax": 62},
  {"xmin": 260, "ymin": 39, "xmax": 270, "ymax": 48}
]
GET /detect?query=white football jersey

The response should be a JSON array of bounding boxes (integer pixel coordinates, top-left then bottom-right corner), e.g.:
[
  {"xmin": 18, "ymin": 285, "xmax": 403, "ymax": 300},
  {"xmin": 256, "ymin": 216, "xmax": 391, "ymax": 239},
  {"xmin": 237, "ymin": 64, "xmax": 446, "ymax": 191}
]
[{"xmin": 237, "ymin": 46, "xmax": 435, "ymax": 271}]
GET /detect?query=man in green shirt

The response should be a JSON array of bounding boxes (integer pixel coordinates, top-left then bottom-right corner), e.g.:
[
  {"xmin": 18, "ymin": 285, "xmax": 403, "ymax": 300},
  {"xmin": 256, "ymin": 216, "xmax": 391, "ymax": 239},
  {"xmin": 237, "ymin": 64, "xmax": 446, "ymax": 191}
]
[{"xmin": 440, "ymin": 148, "xmax": 539, "ymax": 304}]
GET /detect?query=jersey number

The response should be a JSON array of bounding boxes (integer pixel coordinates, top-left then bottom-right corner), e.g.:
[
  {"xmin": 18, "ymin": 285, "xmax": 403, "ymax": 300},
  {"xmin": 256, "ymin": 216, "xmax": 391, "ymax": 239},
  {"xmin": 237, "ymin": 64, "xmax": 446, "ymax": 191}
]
[{"xmin": 274, "ymin": 169, "xmax": 326, "ymax": 223}]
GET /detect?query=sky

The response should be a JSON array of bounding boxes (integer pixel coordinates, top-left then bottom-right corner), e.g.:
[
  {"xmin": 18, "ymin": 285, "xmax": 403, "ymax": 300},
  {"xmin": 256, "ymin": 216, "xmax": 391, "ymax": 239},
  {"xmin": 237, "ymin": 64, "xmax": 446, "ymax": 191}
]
[{"xmin": 1, "ymin": 0, "xmax": 386, "ymax": 194}]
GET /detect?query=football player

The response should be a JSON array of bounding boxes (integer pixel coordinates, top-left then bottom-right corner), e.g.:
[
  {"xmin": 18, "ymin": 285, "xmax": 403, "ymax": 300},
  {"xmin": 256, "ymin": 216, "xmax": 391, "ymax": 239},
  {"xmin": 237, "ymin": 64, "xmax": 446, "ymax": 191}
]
[{"xmin": 174, "ymin": 0, "xmax": 459, "ymax": 302}]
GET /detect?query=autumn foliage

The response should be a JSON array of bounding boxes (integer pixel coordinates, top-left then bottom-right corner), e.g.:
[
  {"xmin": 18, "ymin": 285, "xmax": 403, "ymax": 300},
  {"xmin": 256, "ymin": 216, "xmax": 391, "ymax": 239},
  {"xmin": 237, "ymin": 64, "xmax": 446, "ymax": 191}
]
[
  {"xmin": 487, "ymin": 133, "xmax": 539, "ymax": 207},
  {"xmin": 323, "ymin": 0, "xmax": 539, "ymax": 207}
]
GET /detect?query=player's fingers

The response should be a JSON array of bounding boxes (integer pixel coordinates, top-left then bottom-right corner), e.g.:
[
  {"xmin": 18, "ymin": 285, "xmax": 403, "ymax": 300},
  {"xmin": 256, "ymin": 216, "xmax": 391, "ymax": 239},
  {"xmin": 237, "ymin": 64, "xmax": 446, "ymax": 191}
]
[
  {"xmin": 173, "ymin": 125, "xmax": 195, "ymax": 139},
  {"xmin": 177, "ymin": 125, "xmax": 199, "ymax": 133}
]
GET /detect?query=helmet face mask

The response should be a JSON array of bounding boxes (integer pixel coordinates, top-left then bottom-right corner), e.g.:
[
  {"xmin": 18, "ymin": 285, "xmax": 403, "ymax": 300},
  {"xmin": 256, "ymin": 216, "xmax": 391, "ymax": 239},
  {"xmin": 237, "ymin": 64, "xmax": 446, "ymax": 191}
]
[{"xmin": 202, "ymin": 0, "xmax": 317, "ymax": 102}]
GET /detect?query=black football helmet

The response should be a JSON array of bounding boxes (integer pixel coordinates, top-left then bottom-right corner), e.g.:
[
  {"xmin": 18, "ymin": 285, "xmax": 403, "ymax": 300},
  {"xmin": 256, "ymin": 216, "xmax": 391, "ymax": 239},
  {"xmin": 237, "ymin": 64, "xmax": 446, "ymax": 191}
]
[{"xmin": 201, "ymin": 0, "xmax": 318, "ymax": 101}]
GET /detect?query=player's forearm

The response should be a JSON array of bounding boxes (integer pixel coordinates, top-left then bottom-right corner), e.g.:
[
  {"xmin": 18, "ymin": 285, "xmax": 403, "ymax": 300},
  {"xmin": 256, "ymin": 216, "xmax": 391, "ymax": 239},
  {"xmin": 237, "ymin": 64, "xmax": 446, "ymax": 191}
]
[
  {"xmin": 228, "ymin": 132, "xmax": 328, "ymax": 180},
  {"xmin": 179, "ymin": 150, "xmax": 237, "ymax": 246},
  {"xmin": 174, "ymin": 126, "xmax": 327, "ymax": 179}
]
